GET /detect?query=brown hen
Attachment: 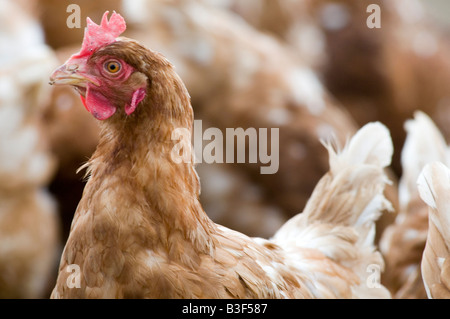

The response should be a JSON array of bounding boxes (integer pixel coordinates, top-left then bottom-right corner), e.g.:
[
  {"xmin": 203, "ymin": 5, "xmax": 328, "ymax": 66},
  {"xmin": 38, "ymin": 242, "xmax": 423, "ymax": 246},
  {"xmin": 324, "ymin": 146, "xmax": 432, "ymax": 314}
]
[{"xmin": 49, "ymin": 12, "xmax": 393, "ymax": 299}]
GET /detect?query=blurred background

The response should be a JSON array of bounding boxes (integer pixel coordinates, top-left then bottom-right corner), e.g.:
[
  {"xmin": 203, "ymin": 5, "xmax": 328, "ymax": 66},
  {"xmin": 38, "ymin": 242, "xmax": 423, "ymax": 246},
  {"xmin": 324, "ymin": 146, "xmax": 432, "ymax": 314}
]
[
  {"xmin": 0, "ymin": 0, "xmax": 449, "ymax": 298},
  {"xmin": 421, "ymin": 0, "xmax": 450, "ymax": 30}
]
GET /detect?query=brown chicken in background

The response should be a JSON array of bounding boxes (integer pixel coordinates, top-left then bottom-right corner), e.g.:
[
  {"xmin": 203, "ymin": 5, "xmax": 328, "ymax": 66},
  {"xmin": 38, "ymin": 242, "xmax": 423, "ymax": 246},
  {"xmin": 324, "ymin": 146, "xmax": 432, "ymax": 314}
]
[
  {"xmin": 50, "ymin": 12, "xmax": 393, "ymax": 298},
  {"xmin": 309, "ymin": 0, "xmax": 450, "ymax": 176},
  {"xmin": 379, "ymin": 112, "xmax": 449, "ymax": 298},
  {"xmin": 215, "ymin": 0, "xmax": 450, "ymax": 178},
  {"xmin": 200, "ymin": 0, "xmax": 326, "ymax": 69},
  {"xmin": 418, "ymin": 162, "xmax": 450, "ymax": 299},
  {"xmin": 0, "ymin": 0, "xmax": 61, "ymax": 298}
]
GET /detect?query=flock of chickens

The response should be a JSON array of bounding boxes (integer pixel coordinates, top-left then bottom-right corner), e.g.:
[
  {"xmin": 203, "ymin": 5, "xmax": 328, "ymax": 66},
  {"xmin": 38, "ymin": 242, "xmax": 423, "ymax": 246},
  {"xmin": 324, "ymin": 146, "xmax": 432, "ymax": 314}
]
[{"xmin": 1, "ymin": 0, "xmax": 450, "ymax": 299}]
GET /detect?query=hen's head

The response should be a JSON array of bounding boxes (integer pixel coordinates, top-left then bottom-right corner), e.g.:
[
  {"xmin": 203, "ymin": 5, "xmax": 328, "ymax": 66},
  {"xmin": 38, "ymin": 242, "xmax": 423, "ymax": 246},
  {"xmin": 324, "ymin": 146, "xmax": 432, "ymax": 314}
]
[{"xmin": 50, "ymin": 12, "xmax": 168, "ymax": 121}]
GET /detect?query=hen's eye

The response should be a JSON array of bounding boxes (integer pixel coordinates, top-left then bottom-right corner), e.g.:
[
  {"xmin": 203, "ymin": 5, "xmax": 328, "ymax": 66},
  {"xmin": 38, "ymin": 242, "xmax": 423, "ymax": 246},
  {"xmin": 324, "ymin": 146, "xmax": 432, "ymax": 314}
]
[{"xmin": 104, "ymin": 60, "xmax": 121, "ymax": 74}]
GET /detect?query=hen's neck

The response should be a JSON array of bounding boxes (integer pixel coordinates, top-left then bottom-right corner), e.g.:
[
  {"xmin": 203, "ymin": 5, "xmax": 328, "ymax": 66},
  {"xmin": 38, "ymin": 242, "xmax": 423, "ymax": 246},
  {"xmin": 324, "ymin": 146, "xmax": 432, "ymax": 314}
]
[{"xmin": 84, "ymin": 82, "xmax": 216, "ymax": 259}]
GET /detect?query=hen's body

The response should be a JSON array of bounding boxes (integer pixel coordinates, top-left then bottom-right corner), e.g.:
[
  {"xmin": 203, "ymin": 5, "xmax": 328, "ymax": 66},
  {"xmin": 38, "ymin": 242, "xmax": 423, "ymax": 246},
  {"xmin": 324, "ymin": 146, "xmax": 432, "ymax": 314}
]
[{"xmin": 51, "ymin": 17, "xmax": 392, "ymax": 298}]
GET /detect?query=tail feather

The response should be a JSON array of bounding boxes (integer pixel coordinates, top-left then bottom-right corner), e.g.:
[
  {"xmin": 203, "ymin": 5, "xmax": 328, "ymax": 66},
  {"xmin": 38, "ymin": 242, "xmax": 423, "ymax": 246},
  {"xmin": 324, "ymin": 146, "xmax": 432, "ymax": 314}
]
[
  {"xmin": 273, "ymin": 122, "xmax": 393, "ymax": 298},
  {"xmin": 418, "ymin": 162, "xmax": 450, "ymax": 298},
  {"xmin": 275, "ymin": 122, "xmax": 393, "ymax": 240},
  {"xmin": 325, "ymin": 121, "xmax": 393, "ymax": 174},
  {"xmin": 303, "ymin": 122, "xmax": 393, "ymax": 227},
  {"xmin": 399, "ymin": 111, "xmax": 448, "ymax": 210}
]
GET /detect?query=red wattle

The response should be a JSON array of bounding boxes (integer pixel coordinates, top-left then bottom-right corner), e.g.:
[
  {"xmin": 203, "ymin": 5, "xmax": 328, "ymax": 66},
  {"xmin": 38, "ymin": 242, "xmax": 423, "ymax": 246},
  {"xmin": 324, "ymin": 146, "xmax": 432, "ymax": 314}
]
[
  {"xmin": 84, "ymin": 85, "xmax": 117, "ymax": 120},
  {"xmin": 125, "ymin": 87, "xmax": 146, "ymax": 115}
]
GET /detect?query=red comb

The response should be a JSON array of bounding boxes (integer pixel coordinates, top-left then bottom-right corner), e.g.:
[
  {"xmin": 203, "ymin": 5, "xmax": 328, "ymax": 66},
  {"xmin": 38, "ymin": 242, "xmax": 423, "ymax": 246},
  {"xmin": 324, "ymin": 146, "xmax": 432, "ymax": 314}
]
[{"xmin": 75, "ymin": 11, "xmax": 126, "ymax": 58}]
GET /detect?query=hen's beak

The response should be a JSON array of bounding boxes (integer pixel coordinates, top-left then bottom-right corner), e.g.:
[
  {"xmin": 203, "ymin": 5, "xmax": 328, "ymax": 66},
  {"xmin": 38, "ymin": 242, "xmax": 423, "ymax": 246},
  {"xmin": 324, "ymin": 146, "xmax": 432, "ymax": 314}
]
[{"xmin": 49, "ymin": 63, "xmax": 100, "ymax": 87}]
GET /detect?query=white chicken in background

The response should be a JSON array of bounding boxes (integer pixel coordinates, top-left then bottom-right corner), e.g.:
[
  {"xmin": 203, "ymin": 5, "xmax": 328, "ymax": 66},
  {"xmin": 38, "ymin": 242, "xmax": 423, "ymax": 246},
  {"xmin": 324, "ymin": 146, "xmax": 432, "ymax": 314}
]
[
  {"xmin": 380, "ymin": 111, "xmax": 450, "ymax": 298},
  {"xmin": 0, "ymin": 0, "xmax": 61, "ymax": 298}
]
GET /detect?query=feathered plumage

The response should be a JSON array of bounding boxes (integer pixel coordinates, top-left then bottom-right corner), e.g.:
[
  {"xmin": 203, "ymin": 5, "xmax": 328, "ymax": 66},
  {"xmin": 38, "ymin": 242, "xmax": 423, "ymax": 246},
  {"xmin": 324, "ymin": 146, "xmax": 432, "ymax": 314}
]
[
  {"xmin": 50, "ymin": 12, "xmax": 393, "ymax": 299},
  {"xmin": 380, "ymin": 111, "xmax": 449, "ymax": 298},
  {"xmin": 418, "ymin": 162, "xmax": 450, "ymax": 299}
]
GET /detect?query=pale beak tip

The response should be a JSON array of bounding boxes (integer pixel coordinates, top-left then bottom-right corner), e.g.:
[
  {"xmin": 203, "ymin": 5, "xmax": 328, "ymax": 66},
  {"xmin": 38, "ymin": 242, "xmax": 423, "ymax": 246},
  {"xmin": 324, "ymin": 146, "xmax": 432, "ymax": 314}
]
[{"xmin": 49, "ymin": 62, "xmax": 97, "ymax": 86}]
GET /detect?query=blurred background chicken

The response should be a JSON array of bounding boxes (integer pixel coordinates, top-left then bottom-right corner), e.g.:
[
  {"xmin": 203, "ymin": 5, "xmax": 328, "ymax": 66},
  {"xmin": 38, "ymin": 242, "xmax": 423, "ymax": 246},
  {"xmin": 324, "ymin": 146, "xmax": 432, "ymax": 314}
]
[
  {"xmin": 379, "ymin": 111, "xmax": 450, "ymax": 298},
  {"xmin": 308, "ymin": 0, "xmax": 450, "ymax": 176},
  {"xmin": 315, "ymin": 0, "xmax": 450, "ymax": 178},
  {"xmin": 0, "ymin": 0, "xmax": 60, "ymax": 298},
  {"xmin": 203, "ymin": 0, "xmax": 450, "ymax": 176}
]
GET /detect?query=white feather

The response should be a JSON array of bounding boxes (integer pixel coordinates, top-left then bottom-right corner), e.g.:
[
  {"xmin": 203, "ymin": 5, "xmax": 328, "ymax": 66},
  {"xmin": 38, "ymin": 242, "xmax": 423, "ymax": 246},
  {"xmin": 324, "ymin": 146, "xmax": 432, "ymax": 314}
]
[
  {"xmin": 325, "ymin": 122, "xmax": 393, "ymax": 174},
  {"xmin": 418, "ymin": 162, "xmax": 450, "ymax": 253},
  {"xmin": 400, "ymin": 111, "xmax": 448, "ymax": 209}
]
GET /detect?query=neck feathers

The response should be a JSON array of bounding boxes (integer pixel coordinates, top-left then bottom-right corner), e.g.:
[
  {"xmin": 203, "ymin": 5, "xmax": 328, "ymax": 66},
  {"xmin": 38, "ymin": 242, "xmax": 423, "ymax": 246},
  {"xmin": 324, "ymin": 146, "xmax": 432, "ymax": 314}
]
[{"xmin": 80, "ymin": 62, "xmax": 215, "ymax": 259}]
